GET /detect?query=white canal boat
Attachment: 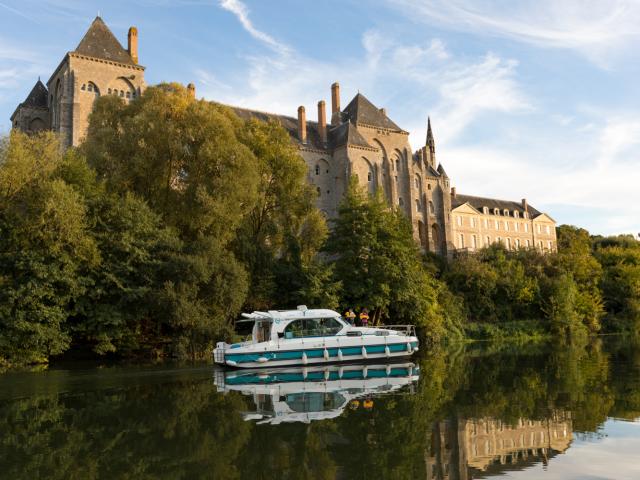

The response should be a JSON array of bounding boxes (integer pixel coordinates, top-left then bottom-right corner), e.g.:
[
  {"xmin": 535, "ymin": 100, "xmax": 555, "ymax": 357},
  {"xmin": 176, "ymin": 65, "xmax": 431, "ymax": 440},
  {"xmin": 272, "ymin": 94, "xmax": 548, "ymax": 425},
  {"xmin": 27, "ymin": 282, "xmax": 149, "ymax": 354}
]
[{"xmin": 213, "ymin": 306, "xmax": 419, "ymax": 369}]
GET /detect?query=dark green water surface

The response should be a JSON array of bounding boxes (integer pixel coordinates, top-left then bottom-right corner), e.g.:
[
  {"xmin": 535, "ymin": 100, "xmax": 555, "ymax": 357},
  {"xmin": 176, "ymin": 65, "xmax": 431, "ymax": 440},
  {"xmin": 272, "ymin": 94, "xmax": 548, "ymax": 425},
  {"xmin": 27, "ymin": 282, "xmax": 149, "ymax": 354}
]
[{"xmin": 1, "ymin": 337, "xmax": 639, "ymax": 479}]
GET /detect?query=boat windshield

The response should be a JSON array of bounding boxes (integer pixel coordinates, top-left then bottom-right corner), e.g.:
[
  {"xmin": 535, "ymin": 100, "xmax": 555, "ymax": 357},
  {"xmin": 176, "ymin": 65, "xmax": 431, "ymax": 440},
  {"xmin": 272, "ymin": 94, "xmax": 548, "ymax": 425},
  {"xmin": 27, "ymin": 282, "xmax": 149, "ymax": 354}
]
[{"xmin": 283, "ymin": 317, "xmax": 343, "ymax": 339}]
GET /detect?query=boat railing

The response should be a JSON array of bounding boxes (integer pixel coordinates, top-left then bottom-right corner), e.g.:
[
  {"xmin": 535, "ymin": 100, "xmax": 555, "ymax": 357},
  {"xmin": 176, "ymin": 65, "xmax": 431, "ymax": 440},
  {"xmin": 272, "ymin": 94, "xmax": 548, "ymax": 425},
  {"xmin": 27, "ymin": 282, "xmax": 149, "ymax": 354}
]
[{"xmin": 382, "ymin": 325, "xmax": 416, "ymax": 337}]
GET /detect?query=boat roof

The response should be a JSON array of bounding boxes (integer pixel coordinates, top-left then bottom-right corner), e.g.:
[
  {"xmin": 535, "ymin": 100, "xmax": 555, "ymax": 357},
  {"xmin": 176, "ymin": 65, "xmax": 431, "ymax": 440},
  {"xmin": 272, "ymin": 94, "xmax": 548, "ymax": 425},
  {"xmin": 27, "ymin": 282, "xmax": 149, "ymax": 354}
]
[{"xmin": 241, "ymin": 307, "xmax": 340, "ymax": 322}]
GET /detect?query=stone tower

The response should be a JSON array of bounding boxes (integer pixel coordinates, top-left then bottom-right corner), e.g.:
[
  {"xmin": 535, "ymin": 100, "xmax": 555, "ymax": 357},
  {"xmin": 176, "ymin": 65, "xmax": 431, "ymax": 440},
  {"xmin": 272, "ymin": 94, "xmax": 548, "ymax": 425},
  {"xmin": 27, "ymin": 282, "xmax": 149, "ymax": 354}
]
[{"xmin": 12, "ymin": 17, "xmax": 146, "ymax": 148}]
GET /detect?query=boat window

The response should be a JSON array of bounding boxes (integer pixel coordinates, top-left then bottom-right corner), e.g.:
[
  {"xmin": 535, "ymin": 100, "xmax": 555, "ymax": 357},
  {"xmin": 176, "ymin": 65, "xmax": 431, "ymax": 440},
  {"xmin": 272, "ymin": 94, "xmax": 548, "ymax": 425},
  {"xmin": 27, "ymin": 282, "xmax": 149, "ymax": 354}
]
[
  {"xmin": 255, "ymin": 321, "xmax": 272, "ymax": 342},
  {"xmin": 283, "ymin": 318, "xmax": 343, "ymax": 338},
  {"xmin": 285, "ymin": 392, "xmax": 346, "ymax": 412}
]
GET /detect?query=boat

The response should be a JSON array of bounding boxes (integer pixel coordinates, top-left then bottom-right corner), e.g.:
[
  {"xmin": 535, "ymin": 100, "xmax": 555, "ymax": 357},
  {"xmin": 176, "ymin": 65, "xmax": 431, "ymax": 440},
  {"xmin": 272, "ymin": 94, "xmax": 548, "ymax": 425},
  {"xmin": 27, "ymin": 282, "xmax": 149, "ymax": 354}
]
[
  {"xmin": 213, "ymin": 305, "xmax": 419, "ymax": 369},
  {"xmin": 213, "ymin": 362, "xmax": 420, "ymax": 424}
]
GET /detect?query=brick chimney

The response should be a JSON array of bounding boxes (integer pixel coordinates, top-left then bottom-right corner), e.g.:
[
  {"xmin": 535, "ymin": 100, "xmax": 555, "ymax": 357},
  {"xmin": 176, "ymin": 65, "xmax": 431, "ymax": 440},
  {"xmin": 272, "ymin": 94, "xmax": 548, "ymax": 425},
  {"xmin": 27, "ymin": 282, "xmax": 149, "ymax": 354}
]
[
  {"xmin": 298, "ymin": 106, "xmax": 307, "ymax": 144},
  {"xmin": 331, "ymin": 82, "xmax": 340, "ymax": 125},
  {"xmin": 128, "ymin": 27, "xmax": 138, "ymax": 64},
  {"xmin": 521, "ymin": 198, "xmax": 528, "ymax": 212},
  {"xmin": 317, "ymin": 100, "xmax": 327, "ymax": 144},
  {"xmin": 187, "ymin": 83, "xmax": 195, "ymax": 98},
  {"xmin": 451, "ymin": 187, "xmax": 457, "ymax": 198},
  {"xmin": 380, "ymin": 107, "xmax": 386, "ymax": 116}
]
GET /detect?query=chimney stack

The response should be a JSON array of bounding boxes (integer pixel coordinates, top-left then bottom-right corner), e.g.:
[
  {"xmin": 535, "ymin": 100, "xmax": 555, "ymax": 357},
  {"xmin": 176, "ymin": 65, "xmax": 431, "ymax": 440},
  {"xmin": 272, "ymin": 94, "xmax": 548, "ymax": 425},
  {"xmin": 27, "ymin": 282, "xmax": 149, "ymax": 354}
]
[
  {"xmin": 380, "ymin": 108, "xmax": 386, "ymax": 116},
  {"xmin": 521, "ymin": 198, "xmax": 528, "ymax": 212},
  {"xmin": 297, "ymin": 106, "xmax": 307, "ymax": 144},
  {"xmin": 331, "ymin": 82, "xmax": 340, "ymax": 125},
  {"xmin": 128, "ymin": 27, "xmax": 138, "ymax": 64},
  {"xmin": 317, "ymin": 100, "xmax": 327, "ymax": 144},
  {"xmin": 187, "ymin": 83, "xmax": 196, "ymax": 98},
  {"xmin": 451, "ymin": 187, "xmax": 457, "ymax": 198}
]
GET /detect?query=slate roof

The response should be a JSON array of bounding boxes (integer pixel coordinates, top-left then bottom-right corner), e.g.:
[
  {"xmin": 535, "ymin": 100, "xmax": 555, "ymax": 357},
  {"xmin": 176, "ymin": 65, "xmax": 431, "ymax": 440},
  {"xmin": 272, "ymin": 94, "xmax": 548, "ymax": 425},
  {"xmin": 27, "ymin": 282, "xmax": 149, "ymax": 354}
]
[
  {"xmin": 21, "ymin": 80, "xmax": 48, "ymax": 108},
  {"xmin": 342, "ymin": 93, "xmax": 403, "ymax": 131},
  {"xmin": 73, "ymin": 16, "xmax": 136, "ymax": 65},
  {"xmin": 227, "ymin": 105, "xmax": 375, "ymax": 151},
  {"xmin": 452, "ymin": 193, "xmax": 542, "ymax": 217}
]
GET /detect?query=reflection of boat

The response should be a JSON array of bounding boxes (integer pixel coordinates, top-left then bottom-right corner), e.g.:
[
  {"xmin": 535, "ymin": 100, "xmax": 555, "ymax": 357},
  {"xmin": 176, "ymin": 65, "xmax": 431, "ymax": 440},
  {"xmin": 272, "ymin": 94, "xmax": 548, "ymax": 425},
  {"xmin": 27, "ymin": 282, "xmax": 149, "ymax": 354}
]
[
  {"xmin": 213, "ymin": 306, "xmax": 419, "ymax": 369},
  {"xmin": 214, "ymin": 362, "xmax": 420, "ymax": 424}
]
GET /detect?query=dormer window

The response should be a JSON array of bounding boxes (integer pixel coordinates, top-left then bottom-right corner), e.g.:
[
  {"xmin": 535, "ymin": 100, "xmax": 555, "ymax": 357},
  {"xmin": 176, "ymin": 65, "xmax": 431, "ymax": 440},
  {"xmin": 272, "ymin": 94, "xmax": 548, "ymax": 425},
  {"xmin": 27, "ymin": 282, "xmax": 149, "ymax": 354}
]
[
  {"xmin": 514, "ymin": 211, "xmax": 520, "ymax": 219},
  {"xmin": 503, "ymin": 209, "xmax": 510, "ymax": 216},
  {"xmin": 493, "ymin": 208, "xmax": 500, "ymax": 216},
  {"xmin": 483, "ymin": 207, "xmax": 489, "ymax": 215}
]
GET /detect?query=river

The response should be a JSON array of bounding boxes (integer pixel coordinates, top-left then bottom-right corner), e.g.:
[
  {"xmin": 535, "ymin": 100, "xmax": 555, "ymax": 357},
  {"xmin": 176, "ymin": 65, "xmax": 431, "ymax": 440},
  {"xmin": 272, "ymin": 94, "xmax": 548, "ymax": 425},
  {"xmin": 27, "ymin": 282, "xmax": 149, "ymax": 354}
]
[{"xmin": 0, "ymin": 337, "xmax": 639, "ymax": 479}]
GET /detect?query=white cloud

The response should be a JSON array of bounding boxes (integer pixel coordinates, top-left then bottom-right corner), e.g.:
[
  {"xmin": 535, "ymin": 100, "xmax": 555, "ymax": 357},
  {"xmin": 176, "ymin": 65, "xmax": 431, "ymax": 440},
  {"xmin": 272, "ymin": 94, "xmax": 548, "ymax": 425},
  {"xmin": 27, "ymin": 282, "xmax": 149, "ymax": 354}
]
[
  {"xmin": 218, "ymin": 0, "xmax": 291, "ymax": 56},
  {"xmin": 387, "ymin": 0, "xmax": 640, "ymax": 67}
]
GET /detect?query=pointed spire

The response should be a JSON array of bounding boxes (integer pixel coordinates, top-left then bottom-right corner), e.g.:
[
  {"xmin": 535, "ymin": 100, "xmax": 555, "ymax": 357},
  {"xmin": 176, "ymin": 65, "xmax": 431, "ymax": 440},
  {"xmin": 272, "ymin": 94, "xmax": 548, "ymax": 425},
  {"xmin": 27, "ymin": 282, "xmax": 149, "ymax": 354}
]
[{"xmin": 426, "ymin": 116, "xmax": 435, "ymax": 150}]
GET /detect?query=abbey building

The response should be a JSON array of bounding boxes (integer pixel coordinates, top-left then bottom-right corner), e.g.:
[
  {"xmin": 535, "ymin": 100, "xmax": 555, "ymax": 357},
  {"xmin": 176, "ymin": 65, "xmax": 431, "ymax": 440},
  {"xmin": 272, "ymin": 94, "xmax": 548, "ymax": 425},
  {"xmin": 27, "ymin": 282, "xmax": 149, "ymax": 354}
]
[{"xmin": 10, "ymin": 17, "xmax": 557, "ymax": 256}]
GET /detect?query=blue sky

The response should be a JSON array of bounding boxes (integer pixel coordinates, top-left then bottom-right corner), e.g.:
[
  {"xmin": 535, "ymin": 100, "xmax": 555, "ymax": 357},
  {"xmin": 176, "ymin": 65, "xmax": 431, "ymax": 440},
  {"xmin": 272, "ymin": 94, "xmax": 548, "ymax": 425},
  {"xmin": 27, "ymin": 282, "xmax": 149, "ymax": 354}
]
[{"xmin": 1, "ymin": 0, "xmax": 639, "ymax": 236}]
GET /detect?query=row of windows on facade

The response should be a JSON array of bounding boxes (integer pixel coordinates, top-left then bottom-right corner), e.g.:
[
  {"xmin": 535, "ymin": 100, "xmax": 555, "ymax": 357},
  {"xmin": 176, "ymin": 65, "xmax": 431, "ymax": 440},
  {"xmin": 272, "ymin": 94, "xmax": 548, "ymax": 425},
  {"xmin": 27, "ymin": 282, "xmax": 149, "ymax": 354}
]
[
  {"xmin": 80, "ymin": 82, "xmax": 136, "ymax": 99},
  {"xmin": 458, "ymin": 234, "xmax": 554, "ymax": 251},
  {"xmin": 455, "ymin": 216, "xmax": 552, "ymax": 234},
  {"xmin": 482, "ymin": 206, "xmax": 529, "ymax": 219}
]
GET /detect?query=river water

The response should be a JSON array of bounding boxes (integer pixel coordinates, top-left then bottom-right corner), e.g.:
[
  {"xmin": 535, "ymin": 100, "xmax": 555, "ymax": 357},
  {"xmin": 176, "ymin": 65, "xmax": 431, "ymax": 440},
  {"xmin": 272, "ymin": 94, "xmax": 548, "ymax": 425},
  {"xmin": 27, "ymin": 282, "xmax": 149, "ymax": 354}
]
[{"xmin": 0, "ymin": 337, "xmax": 639, "ymax": 479}]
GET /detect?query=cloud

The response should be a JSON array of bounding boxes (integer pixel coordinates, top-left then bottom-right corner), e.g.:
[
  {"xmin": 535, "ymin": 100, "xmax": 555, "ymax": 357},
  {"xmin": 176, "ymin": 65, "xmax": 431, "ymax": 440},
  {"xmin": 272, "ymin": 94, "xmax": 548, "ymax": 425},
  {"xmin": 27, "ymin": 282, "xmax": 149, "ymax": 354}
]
[
  {"xmin": 387, "ymin": 0, "xmax": 640, "ymax": 67},
  {"xmin": 218, "ymin": 0, "xmax": 290, "ymax": 56}
]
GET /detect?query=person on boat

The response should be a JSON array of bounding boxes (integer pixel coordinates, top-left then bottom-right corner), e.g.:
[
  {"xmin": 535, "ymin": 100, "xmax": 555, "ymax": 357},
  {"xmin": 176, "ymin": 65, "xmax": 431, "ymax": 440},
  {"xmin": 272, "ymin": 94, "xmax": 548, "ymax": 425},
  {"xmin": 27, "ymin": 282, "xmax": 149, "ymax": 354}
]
[
  {"xmin": 344, "ymin": 308, "xmax": 356, "ymax": 325},
  {"xmin": 349, "ymin": 400, "xmax": 360, "ymax": 410},
  {"xmin": 363, "ymin": 398, "xmax": 374, "ymax": 410},
  {"xmin": 359, "ymin": 308, "xmax": 370, "ymax": 327}
]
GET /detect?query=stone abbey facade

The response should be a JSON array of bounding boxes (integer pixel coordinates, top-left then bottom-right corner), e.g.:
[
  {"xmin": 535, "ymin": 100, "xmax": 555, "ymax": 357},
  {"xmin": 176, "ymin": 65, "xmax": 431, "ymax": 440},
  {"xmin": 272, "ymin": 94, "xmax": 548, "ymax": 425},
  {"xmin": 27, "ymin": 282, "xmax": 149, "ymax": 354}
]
[{"xmin": 11, "ymin": 17, "xmax": 556, "ymax": 256}]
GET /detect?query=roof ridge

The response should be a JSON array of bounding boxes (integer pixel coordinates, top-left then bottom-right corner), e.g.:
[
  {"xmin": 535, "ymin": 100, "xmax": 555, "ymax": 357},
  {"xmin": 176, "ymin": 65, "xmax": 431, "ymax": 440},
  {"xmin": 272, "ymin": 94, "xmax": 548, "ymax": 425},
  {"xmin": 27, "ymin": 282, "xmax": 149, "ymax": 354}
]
[{"xmin": 73, "ymin": 16, "xmax": 136, "ymax": 66}]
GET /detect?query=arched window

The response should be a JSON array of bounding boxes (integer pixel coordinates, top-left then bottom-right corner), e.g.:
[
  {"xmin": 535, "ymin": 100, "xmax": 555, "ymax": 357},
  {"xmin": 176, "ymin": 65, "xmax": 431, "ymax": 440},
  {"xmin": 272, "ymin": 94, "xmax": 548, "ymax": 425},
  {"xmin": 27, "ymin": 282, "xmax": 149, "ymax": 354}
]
[
  {"xmin": 317, "ymin": 186, "xmax": 321, "ymax": 196},
  {"xmin": 395, "ymin": 159, "xmax": 400, "ymax": 171},
  {"xmin": 504, "ymin": 209, "xmax": 510, "ymax": 216},
  {"xmin": 486, "ymin": 236, "xmax": 491, "ymax": 245},
  {"xmin": 506, "ymin": 238, "xmax": 511, "ymax": 249},
  {"xmin": 472, "ymin": 235, "xmax": 478, "ymax": 250},
  {"xmin": 516, "ymin": 239, "xmax": 521, "ymax": 249},
  {"xmin": 367, "ymin": 171, "xmax": 372, "ymax": 182},
  {"xmin": 494, "ymin": 208, "xmax": 500, "ymax": 216},
  {"xmin": 398, "ymin": 197, "xmax": 404, "ymax": 206},
  {"xmin": 526, "ymin": 239, "xmax": 531, "ymax": 248},
  {"xmin": 315, "ymin": 165, "xmax": 320, "ymax": 175},
  {"xmin": 514, "ymin": 211, "xmax": 520, "ymax": 219},
  {"xmin": 415, "ymin": 199, "xmax": 420, "ymax": 212},
  {"xmin": 81, "ymin": 84, "xmax": 86, "ymax": 91},
  {"xmin": 483, "ymin": 207, "xmax": 489, "ymax": 215}
]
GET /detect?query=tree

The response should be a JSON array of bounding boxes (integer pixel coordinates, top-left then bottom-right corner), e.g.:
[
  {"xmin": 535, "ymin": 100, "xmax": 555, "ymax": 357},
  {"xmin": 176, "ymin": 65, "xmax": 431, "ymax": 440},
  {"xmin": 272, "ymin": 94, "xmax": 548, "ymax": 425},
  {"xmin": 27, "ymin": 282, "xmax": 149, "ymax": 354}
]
[{"xmin": 324, "ymin": 178, "xmax": 443, "ymax": 340}]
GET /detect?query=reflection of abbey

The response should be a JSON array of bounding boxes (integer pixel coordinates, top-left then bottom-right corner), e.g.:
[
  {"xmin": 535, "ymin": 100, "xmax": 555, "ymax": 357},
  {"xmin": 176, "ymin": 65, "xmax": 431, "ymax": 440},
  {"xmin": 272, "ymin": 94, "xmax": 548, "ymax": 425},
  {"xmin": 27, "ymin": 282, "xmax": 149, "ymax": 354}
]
[
  {"xmin": 426, "ymin": 412, "xmax": 573, "ymax": 479},
  {"xmin": 11, "ymin": 17, "xmax": 557, "ymax": 255}
]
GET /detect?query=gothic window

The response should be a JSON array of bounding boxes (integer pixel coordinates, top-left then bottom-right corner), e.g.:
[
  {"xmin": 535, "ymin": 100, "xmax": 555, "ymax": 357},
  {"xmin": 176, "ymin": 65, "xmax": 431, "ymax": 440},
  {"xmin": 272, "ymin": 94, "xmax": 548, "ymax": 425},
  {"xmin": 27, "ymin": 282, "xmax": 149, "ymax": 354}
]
[
  {"xmin": 427, "ymin": 184, "xmax": 431, "ymax": 190},
  {"xmin": 126, "ymin": 91, "xmax": 131, "ymax": 98},
  {"xmin": 87, "ymin": 83, "xmax": 93, "ymax": 92},
  {"xmin": 395, "ymin": 159, "xmax": 400, "ymax": 171},
  {"xmin": 315, "ymin": 165, "xmax": 320, "ymax": 175},
  {"xmin": 317, "ymin": 187, "xmax": 321, "ymax": 196},
  {"xmin": 398, "ymin": 197, "xmax": 404, "ymax": 207}
]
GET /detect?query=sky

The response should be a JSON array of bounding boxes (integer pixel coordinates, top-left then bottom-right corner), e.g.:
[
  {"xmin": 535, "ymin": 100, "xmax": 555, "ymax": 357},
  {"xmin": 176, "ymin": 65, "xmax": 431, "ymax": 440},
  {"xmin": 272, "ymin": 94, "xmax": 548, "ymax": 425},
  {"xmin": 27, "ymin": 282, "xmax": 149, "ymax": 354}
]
[{"xmin": 1, "ymin": 0, "xmax": 639, "ymax": 236}]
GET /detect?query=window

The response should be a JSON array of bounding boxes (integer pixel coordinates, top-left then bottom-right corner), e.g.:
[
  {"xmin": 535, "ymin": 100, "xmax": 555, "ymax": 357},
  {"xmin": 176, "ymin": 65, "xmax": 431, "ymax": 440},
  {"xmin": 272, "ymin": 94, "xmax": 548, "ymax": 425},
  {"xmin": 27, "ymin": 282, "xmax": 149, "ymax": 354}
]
[
  {"xmin": 524, "ymin": 224, "xmax": 529, "ymax": 233},
  {"xmin": 108, "ymin": 88, "xmax": 112, "ymax": 94},
  {"xmin": 456, "ymin": 216, "xmax": 462, "ymax": 226},
  {"xmin": 459, "ymin": 234, "xmax": 465, "ymax": 248},
  {"xmin": 515, "ymin": 223, "xmax": 519, "ymax": 232},
  {"xmin": 546, "ymin": 225, "xmax": 551, "ymax": 234},
  {"xmin": 548, "ymin": 240, "xmax": 552, "ymax": 250},
  {"xmin": 486, "ymin": 236, "xmax": 491, "ymax": 246},
  {"xmin": 315, "ymin": 165, "xmax": 319, "ymax": 175},
  {"xmin": 526, "ymin": 239, "xmax": 531, "ymax": 248},
  {"xmin": 367, "ymin": 171, "xmax": 372, "ymax": 182},
  {"xmin": 524, "ymin": 212, "xmax": 529, "ymax": 219},
  {"xmin": 514, "ymin": 211, "xmax": 520, "ymax": 219},
  {"xmin": 504, "ymin": 209, "xmax": 510, "ymax": 216},
  {"xmin": 483, "ymin": 207, "xmax": 489, "ymax": 215},
  {"xmin": 429, "ymin": 201, "xmax": 435, "ymax": 214},
  {"xmin": 472, "ymin": 235, "xmax": 478, "ymax": 249},
  {"xmin": 415, "ymin": 178, "xmax": 419, "ymax": 188},
  {"xmin": 395, "ymin": 159, "xmax": 400, "ymax": 171},
  {"xmin": 495, "ymin": 220, "xmax": 499, "ymax": 230},
  {"xmin": 505, "ymin": 222, "xmax": 510, "ymax": 232},
  {"xmin": 516, "ymin": 239, "xmax": 521, "ymax": 249},
  {"xmin": 283, "ymin": 317, "xmax": 344, "ymax": 339},
  {"xmin": 483, "ymin": 218, "xmax": 488, "ymax": 228},
  {"xmin": 470, "ymin": 218, "xmax": 476, "ymax": 228},
  {"xmin": 395, "ymin": 176, "xmax": 398, "ymax": 183},
  {"xmin": 81, "ymin": 84, "xmax": 86, "ymax": 91},
  {"xmin": 494, "ymin": 208, "xmax": 500, "ymax": 216},
  {"xmin": 539, "ymin": 240, "xmax": 544, "ymax": 249},
  {"xmin": 415, "ymin": 199, "xmax": 420, "ymax": 212},
  {"xmin": 537, "ymin": 224, "xmax": 542, "ymax": 233},
  {"xmin": 126, "ymin": 91, "xmax": 131, "ymax": 99},
  {"xmin": 398, "ymin": 197, "xmax": 404, "ymax": 206},
  {"xmin": 427, "ymin": 184, "xmax": 432, "ymax": 190},
  {"xmin": 506, "ymin": 238, "xmax": 511, "ymax": 249},
  {"xmin": 316, "ymin": 187, "xmax": 321, "ymax": 196},
  {"xmin": 87, "ymin": 83, "xmax": 93, "ymax": 92}
]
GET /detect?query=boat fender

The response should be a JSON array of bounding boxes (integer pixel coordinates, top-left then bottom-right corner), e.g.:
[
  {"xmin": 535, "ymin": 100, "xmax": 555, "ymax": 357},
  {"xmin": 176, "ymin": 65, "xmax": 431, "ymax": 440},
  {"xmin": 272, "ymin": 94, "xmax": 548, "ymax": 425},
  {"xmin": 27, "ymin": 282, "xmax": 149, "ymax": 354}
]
[
  {"xmin": 338, "ymin": 367, "xmax": 344, "ymax": 378},
  {"xmin": 324, "ymin": 369, "xmax": 330, "ymax": 381},
  {"xmin": 386, "ymin": 365, "xmax": 391, "ymax": 376},
  {"xmin": 361, "ymin": 346, "xmax": 368, "ymax": 359},
  {"xmin": 302, "ymin": 367, "xmax": 308, "ymax": 379},
  {"xmin": 406, "ymin": 342, "xmax": 412, "ymax": 353},
  {"xmin": 257, "ymin": 357, "xmax": 269, "ymax": 363},
  {"xmin": 226, "ymin": 360, "xmax": 237, "ymax": 367},
  {"xmin": 338, "ymin": 349, "xmax": 344, "ymax": 361},
  {"xmin": 363, "ymin": 366, "xmax": 368, "ymax": 378},
  {"xmin": 413, "ymin": 346, "xmax": 419, "ymax": 352},
  {"xmin": 323, "ymin": 348, "xmax": 329, "ymax": 360},
  {"xmin": 384, "ymin": 345, "xmax": 391, "ymax": 358},
  {"xmin": 302, "ymin": 352, "xmax": 308, "ymax": 365}
]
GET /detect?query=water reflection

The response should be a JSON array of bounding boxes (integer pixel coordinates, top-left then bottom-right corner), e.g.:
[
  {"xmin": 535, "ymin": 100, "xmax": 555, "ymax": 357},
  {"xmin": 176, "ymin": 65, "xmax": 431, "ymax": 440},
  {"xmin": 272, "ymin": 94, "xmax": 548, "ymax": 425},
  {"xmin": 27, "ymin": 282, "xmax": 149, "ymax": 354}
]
[
  {"xmin": 215, "ymin": 362, "xmax": 419, "ymax": 424},
  {"xmin": 0, "ymin": 337, "xmax": 638, "ymax": 479}
]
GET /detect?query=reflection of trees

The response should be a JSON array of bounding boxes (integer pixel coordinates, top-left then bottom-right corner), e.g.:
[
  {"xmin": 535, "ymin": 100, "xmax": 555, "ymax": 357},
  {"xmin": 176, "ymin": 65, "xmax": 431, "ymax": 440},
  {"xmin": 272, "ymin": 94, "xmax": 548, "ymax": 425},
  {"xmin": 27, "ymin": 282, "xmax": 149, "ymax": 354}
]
[{"xmin": 0, "ymin": 378, "xmax": 252, "ymax": 479}]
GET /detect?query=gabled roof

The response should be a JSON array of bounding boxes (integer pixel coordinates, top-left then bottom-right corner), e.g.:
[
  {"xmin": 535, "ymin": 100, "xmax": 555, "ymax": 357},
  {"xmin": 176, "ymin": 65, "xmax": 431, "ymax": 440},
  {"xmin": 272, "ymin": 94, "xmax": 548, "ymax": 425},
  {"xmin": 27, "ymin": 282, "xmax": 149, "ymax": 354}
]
[
  {"xmin": 73, "ymin": 16, "xmax": 136, "ymax": 65},
  {"xmin": 342, "ymin": 93, "xmax": 402, "ymax": 131},
  {"xmin": 10, "ymin": 79, "xmax": 48, "ymax": 120},
  {"xmin": 329, "ymin": 121, "xmax": 374, "ymax": 149},
  {"xmin": 22, "ymin": 80, "xmax": 48, "ymax": 108},
  {"xmin": 452, "ymin": 193, "xmax": 542, "ymax": 217}
]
